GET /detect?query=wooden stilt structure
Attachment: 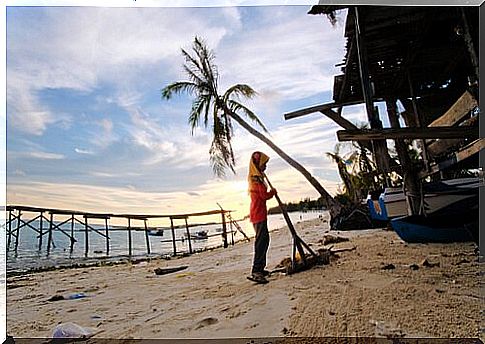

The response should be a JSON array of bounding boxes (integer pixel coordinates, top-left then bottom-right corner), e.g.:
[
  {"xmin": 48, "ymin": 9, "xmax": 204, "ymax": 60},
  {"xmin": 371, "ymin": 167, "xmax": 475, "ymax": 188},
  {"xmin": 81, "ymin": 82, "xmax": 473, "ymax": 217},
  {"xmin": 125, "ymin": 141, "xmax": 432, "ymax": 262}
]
[{"xmin": 5, "ymin": 205, "xmax": 236, "ymax": 261}]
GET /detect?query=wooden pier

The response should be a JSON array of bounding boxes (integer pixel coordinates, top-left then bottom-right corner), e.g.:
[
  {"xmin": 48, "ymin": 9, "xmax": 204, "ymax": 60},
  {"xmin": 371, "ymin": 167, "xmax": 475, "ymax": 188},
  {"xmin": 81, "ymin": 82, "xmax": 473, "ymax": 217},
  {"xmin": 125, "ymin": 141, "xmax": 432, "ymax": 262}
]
[{"xmin": 5, "ymin": 205, "xmax": 248, "ymax": 259}]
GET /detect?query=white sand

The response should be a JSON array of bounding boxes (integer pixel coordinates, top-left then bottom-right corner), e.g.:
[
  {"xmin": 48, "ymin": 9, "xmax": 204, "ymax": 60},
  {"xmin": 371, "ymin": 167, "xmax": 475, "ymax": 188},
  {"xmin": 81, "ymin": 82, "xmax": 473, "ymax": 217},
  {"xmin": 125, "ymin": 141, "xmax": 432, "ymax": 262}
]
[{"xmin": 7, "ymin": 215, "xmax": 482, "ymax": 340}]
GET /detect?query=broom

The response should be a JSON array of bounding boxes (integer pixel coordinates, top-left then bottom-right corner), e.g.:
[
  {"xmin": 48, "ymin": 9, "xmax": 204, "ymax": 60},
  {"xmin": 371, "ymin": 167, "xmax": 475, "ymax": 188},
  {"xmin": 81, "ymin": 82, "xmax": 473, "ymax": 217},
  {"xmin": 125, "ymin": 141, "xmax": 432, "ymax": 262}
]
[{"xmin": 262, "ymin": 172, "xmax": 323, "ymax": 274}]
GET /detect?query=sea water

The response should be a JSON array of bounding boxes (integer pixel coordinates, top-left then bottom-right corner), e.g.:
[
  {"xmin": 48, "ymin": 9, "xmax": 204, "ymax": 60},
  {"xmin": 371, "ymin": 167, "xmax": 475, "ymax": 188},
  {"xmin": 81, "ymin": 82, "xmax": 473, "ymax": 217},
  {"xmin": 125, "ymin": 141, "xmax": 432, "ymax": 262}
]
[{"xmin": 5, "ymin": 210, "xmax": 327, "ymax": 274}]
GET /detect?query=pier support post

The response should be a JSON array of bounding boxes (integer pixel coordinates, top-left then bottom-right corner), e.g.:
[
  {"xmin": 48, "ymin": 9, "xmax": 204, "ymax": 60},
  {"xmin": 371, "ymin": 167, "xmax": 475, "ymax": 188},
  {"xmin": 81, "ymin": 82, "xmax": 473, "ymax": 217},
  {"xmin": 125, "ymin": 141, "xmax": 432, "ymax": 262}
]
[
  {"xmin": 128, "ymin": 218, "xmax": 132, "ymax": 256},
  {"xmin": 7, "ymin": 209, "xmax": 12, "ymax": 251},
  {"xmin": 170, "ymin": 217, "xmax": 177, "ymax": 256},
  {"xmin": 38, "ymin": 211, "xmax": 44, "ymax": 251},
  {"xmin": 84, "ymin": 216, "xmax": 89, "ymax": 257},
  {"xmin": 47, "ymin": 213, "xmax": 54, "ymax": 256},
  {"xmin": 70, "ymin": 215, "xmax": 75, "ymax": 254},
  {"xmin": 144, "ymin": 219, "xmax": 151, "ymax": 255},
  {"xmin": 184, "ymin": 218, "xmax": 192, "ymax": 254},
  {"xmin": 14, "ymin": 210, "xmax": 21, "ymax": 252},
  {"xmin": 105, "ymin": 218, "xmax": 110, "ymax": 255},
  {"xmin": 221, "ymin": 212, "xmax": 228, "ymax": 248}
]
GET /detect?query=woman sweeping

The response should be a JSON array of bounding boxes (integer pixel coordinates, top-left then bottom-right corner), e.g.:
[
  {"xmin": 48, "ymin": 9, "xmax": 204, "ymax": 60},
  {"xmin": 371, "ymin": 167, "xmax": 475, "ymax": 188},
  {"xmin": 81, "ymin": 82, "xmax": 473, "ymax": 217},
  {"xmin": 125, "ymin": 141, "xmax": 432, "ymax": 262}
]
[{"xmin": 247, "ymin": 151, "xmax": 277, "ymax": 284}]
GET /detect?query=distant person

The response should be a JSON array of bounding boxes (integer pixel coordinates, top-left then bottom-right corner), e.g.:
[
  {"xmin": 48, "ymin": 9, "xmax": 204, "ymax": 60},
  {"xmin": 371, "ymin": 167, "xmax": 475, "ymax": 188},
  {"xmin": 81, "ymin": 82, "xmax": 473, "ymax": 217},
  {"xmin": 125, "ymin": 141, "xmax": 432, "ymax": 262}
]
[{"xmin": 247, "ymin": 151, "xmax": 277, "ymax": 284}]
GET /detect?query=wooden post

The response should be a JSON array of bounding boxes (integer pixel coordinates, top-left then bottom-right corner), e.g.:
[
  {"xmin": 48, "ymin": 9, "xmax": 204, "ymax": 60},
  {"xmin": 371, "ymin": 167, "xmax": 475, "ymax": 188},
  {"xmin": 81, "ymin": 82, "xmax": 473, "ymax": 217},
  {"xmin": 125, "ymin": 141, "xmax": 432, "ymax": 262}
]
[
  {"xmin": 184, "ymin": 218, "xmax": 192, "ymax": 254},
  {"xmin": 47, "ymin": 213, "xmax": 54, "ymax": 256},
  {"xmin": 14, "ymin": 210, "xmax": 21, "ymax": 252},
  {"xmin": 70, "ymin": 214, "xmax": 75, "ymax": 254},
  {"xmin": 7, "ymin": 209, "xmax": 12, "ymax": 251},
  {"xmin": 105, "ymin": 218, "xmax": 110, "ymax": 255},
  {"xmin": 407, "ymin": 72, "xmax": 430, "ymax": 171},
  {"xmin": 460, "ymin": 8, "xmax": 479, "ymax": 83},
  {"xmin": 84, "ymin": 216, "xmax": 89, "ymax": 257},
  {"xmin": 386, "ymin": 99, "xmax": 422, "ymax": 215},
  {"xmin": 170, "ymin": 217, "xmax": 177, "ymax": 256},
  {"xmin": 229, "ymin": 220, "xmax": 234, "ymax": 246},
  {"xmin": 38, "ymin": 211, "xmax": 44, "ymax": 251},
  {"xmin": 221, "ymin": 212, "xmax": 228, "ymax": 248},
  {"xmin": 144, "ymin": 219, "xmax": 151, "ymax": 255},
  {"xmin": 128, "ymin": 218, "xmax": 132, "ymax": 256}
]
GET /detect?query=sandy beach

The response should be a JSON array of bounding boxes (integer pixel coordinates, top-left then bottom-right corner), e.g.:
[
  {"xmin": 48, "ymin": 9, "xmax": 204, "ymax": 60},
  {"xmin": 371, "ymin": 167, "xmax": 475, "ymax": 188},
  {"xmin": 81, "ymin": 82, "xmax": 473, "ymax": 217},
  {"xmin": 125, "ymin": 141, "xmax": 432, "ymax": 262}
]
[{"xmin": 6, "ymin": 214, "xmax": 482, "ymax": 340}]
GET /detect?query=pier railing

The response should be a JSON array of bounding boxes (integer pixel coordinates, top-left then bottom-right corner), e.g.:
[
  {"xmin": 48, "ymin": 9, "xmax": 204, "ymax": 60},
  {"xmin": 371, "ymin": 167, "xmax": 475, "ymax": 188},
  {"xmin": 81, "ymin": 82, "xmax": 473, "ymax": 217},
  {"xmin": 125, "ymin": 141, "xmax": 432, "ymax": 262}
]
[{"xmin": 4, "ymin": 205, "xmax": 248, "ymax": 258}]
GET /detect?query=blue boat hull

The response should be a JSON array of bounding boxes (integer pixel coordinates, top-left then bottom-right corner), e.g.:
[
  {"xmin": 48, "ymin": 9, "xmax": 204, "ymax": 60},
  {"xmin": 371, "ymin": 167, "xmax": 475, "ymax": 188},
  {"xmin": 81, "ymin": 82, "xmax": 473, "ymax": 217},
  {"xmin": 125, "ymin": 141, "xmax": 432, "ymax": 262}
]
[
  {"xmin": 391, "ymin": 194, "xmax": 478, "ymax": 243},
  {"xmin": 391, "ymin": 216, "xmax": 477, "ymax": 243}
]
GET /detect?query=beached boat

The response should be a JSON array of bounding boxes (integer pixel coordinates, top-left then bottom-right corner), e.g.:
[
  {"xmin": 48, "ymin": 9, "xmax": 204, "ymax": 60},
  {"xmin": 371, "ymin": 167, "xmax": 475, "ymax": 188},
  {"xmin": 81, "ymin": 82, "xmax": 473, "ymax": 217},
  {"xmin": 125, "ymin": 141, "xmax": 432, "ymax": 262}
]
[
  {"xmin": 148, "ymin": 228, "xmax": 165, "ymax": 236},
  {"xmin": 383, "ymin": 177, "xmax": 480, "ymax": 218},
  {"xmin": 192, "ymin": 230, "xmax": 209, "ymax": 240},
  {"xmin": 390, "ymin": 195, "xmax": 478, "ymax": 243}
]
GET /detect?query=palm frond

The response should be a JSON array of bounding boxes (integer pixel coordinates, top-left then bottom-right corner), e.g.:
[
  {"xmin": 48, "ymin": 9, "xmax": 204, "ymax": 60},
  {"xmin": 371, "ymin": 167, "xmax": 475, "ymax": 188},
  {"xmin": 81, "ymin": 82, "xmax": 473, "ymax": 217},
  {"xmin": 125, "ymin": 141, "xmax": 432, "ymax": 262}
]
[
  {"xmin": 161, "ymin": 81, "xmax": 198, "ymax": 99},
  {"xmin": 223, "ymin": 84, "xmax": 257, "ymax": 100},
  {"xmin": 226, "ymin": 99, "xmax": 268, "ymax": 133},
  {"xmin": 193, "ymin": 36, "xmax": 218, "ymax": 92},
  {"xmin": 188, "ymin": 96, "xmax": 211, "ymax": 133}
]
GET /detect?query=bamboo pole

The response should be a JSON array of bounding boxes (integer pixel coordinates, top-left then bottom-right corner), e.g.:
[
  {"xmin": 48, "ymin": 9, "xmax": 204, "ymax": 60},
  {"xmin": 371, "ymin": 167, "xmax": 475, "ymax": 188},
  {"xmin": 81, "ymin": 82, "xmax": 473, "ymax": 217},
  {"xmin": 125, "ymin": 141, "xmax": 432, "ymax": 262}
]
[
  {"xmin": 105, "ymin": 218, "xmax": 110, "ymax": 255},
  {"xmin": 47, "ymin": 213, "xmax": 53, "ymax": 256},
  {"xmin": 144, "ymin": 219, "xmax": 151, "ymax": 255},
  {"xmin": 38, "ymin": 211, "xmax": 44, "ymax": 251},
  {"xmin": 84, "ymin": 216, "xmax": 89, "ymax": 257},
  {"xmin": 128, "ymin": 218, "xmax": 132, "ymax": 256},
  {"xmin": 221, "ymin": 212, "xmax": 228, "ymax": 248},
  {"xmin": 170, "ymin": 217, "xmax": 177, "ymax": 256},
  {"xmin": 184, "ymin": 218, "xmax": 192, "ymax": 254}
]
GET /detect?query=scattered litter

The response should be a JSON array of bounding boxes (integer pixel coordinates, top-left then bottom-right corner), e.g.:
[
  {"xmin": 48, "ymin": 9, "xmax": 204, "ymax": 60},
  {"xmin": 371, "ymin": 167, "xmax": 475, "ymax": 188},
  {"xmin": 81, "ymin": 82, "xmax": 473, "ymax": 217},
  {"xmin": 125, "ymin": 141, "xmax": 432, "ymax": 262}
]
[
  {"xmin": 154, "ymin": 265, "xmax": 188, "ymax": 276},
  {"xmin": 421, "ymin": 259, "xmax": 440, "ymax": 268},
  {"xmin": 68, "ymin": 293, "xmax": 87, "ymax": 300},
  {"xmin": 381, "ymin": 263, "xmax": 395, "ymax": 270},
  {"xmin": 319, "ymin": 234, "xmax": 350, "ymax": 246},
  {"xmin": 52, "ymin": 322, "xmax": 93, "ymax": 338},
  {"xmin": 48, "ymin": 293, "xmax": 87, "ymax": 302}
]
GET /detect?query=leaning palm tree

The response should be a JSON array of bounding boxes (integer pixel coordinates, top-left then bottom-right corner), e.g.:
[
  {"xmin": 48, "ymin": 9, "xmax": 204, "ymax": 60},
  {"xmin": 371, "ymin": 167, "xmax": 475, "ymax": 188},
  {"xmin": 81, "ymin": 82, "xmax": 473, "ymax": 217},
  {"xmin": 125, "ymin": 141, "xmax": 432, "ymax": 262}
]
[
  {"xmin": 161, "ymin": 36, "xmax": 341, "ymax": 219},
  {"xmin": 326, "ymin": 144, "xmax": 358, "ymax": 204}
]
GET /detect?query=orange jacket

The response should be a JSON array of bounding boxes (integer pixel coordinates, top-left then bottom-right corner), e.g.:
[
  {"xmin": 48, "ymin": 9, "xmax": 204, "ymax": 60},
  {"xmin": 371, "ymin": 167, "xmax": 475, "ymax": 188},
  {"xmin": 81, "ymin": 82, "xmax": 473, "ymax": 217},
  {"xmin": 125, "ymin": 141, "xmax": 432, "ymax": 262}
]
[{"xmin": 249, "ymin": 182, "xmax": 276, "ymax": 224}]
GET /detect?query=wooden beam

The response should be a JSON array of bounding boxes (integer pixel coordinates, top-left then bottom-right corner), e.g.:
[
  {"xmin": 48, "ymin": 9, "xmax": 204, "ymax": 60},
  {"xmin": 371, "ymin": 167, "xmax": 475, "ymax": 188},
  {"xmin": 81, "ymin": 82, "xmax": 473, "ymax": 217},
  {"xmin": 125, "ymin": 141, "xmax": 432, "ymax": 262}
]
[
  {"xmin": 427, "ymin": 116, "xmax": 478, "ymax": 158},
  {"xmin": 337, "ymin": 126, "xmax": 478, "ymax": 141},
  {"xmin": 284, "ymin": 99, "xmax": 365, "ymax": 121},
  {"xmin": 428, "ymin": 91, "xmax": 477, "ymax": 127},
  {"xmin": 420, "ymin": 139, "xmax": 484, "ymax": 177}
]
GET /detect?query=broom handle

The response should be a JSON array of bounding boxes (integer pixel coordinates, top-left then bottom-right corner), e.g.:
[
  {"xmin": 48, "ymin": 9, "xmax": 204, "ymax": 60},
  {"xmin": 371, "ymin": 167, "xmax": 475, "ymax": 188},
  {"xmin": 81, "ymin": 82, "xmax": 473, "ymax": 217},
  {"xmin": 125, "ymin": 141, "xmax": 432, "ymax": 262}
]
[
  {"xmin": 262, "ymin": 172, "xmax": 307, "ymax": 262},
  {"xmin": 263, "ymin": 172, "xmax": 319, "ymax": 259}
]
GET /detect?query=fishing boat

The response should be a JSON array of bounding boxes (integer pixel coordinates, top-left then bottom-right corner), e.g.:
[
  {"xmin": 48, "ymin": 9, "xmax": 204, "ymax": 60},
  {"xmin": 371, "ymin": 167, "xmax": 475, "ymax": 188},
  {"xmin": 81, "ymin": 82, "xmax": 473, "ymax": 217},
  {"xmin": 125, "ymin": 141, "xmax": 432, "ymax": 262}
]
[
  {"xmin": 390, "ymin": 194, "xmax": 478, "ymax": 243},
  {"xmin": 148, "ymin": 228, "xmax": 165, "ymax": 236},
  {"xmin": 192, "ymin": 230, "xmax": 209, "ymax": 240},
  {"xmin": 382, "ymin": 177, "xmax": 480, "ymax": 218}
]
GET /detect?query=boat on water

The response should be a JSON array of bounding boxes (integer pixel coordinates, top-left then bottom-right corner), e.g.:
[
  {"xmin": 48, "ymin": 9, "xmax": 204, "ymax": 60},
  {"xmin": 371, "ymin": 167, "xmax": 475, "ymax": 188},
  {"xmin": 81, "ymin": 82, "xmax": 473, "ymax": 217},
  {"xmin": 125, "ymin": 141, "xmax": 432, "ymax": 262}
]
[
  {"xmin": 390, "ymin": 194, "xmax": 478, "ymax": 243},
  {"xmin": 192, "ymin": 230, "xmax": 209, "ymax": 240},
  {"xmin": 148, "ymin": 228, "xmax": 165, "ymax": 236},
  {"xmin": 382, "ymin": 177, "xmax": 480, "ymax": 218}
]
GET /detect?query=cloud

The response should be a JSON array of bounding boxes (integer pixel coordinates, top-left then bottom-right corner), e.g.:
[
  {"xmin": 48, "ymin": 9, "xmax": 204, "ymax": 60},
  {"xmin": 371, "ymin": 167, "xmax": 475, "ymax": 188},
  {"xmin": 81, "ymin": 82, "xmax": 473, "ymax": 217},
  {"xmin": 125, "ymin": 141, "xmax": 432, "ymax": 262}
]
[
  {"xmin": 75, "ymin": 148, "xmax": 95, "ymax": 155},
  {"xmin": 28, "ymin": 151, "xmax": 65, "ymax": 160}
]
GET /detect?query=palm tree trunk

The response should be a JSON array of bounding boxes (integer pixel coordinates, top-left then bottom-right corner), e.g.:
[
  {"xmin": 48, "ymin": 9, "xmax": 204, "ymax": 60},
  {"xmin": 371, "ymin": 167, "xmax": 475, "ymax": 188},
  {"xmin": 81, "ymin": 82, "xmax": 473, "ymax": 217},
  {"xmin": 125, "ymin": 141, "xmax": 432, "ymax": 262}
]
[{"xmin": 226, "ymin": 108, "xmax": 342, "ymax": 218}]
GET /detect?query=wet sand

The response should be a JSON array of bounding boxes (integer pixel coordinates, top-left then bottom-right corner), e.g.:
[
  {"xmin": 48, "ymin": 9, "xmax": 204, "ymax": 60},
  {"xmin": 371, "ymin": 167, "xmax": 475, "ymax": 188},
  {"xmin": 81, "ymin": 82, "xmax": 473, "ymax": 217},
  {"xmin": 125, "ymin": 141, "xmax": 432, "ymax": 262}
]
[{"xmin": 6, "ymin": 214, "xmax": 482, "ymax": 340}]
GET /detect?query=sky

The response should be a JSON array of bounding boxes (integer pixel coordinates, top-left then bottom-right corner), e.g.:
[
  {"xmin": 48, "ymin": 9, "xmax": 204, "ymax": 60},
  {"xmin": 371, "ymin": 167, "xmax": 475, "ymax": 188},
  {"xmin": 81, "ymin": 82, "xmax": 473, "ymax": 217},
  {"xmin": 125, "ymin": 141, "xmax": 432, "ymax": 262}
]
[{"xmin": 5, "ymin": 2, "xmax": 371, "ymax": 220}]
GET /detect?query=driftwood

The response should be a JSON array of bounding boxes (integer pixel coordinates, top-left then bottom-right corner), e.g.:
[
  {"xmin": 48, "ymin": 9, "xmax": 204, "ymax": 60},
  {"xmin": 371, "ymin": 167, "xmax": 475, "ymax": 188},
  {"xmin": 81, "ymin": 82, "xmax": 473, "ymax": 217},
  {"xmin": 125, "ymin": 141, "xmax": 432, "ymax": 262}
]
[{"xmin": 154, "ymin": 265, "xmax": 188, "ymax": 276}]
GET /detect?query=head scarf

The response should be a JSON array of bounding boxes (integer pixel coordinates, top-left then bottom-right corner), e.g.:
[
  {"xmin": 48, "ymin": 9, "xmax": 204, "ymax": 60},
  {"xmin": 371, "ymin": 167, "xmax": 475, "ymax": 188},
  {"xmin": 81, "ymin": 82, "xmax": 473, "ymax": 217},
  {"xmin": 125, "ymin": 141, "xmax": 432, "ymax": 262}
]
[{"xmin": 248, "ymin": 151, "xmax": 269, "ymax": 191}]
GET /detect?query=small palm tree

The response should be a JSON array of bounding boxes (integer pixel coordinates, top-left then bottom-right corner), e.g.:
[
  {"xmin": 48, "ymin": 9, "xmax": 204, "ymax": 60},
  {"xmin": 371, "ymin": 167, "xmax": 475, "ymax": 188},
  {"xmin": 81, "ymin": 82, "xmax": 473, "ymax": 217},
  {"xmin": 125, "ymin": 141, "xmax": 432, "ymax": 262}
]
[{"xmin": 162, "ymin": 36, "xmax": 341, "ymax": 217}]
